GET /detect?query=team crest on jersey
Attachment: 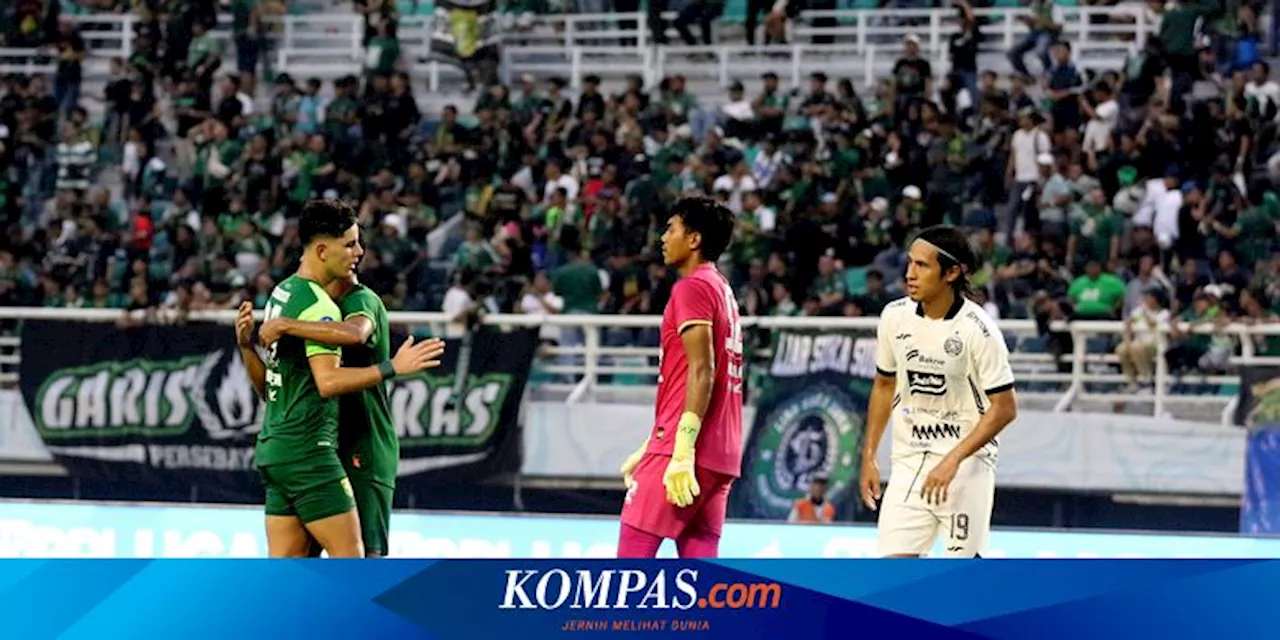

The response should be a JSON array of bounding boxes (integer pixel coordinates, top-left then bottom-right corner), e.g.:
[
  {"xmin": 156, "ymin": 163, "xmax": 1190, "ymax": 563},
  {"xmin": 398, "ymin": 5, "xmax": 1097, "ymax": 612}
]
[
  {"xmin": 748, "ymin": 384, "xmax": 862, "ymax": 513},
  {"xmin": 944, "ymin": 336, "xmax": 964, "ymax": 357}
]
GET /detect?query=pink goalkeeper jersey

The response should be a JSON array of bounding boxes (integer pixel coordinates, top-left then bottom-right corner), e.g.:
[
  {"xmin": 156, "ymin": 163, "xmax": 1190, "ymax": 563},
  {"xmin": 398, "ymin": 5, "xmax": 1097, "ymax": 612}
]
[{"xmin": 645, "ymin": 263, "xmax": 745, "ymax": 478}]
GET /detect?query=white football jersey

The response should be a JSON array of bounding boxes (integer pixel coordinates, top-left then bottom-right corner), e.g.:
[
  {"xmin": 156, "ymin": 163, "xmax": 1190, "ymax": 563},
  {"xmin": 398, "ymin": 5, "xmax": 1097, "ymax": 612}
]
[{"xmin": 874, "ymin": 296, "xmax": 1015, "ymax": 466}]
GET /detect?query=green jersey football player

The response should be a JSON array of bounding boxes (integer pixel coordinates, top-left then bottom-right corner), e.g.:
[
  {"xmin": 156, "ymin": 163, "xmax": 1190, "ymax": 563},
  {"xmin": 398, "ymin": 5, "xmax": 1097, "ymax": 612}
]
[{"xmin": 234, "ymin": 199, "xmax": 444, "ymax": 558}]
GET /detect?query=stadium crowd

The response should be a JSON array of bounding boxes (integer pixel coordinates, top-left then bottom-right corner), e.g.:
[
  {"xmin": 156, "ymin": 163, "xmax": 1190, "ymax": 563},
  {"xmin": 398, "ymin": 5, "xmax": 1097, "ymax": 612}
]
[{"xmin": 0, "ymin": 0, "xmax": 1278, "ymax": 388}]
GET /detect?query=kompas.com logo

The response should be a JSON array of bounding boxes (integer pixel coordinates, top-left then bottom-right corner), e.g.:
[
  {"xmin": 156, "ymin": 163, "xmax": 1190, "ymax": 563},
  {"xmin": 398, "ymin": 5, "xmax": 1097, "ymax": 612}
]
[{"xmin": 498, "ymin": 568, "xmax": 783, "ymax": 610}]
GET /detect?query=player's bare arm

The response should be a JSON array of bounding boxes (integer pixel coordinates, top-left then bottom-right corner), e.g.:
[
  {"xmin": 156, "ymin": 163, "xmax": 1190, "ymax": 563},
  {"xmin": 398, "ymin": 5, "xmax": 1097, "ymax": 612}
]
[
  {"xmin": 260, "ymin": 314, "xmax": 374, "ymax": 349},
  {"xmin": 921, "ymin": 388, "xmax": 1018, "ymax": 505},
  {"xmin": 236, "ymin": 301, "xmax": 267, "ymax": 399},
  {"xmin": 679, "ymin": 324, "xmax": 715, "ymax": 420},
  {"xmin": 308, "ymin": 336, "xmax": 445, "ymax": 398},
  {"xmin": 661, "ymin": 322, "xmax": 715, "ymax": 508},
  {"xmin": 860, "ymin": 371, "xmax": 896, "ymax": 511}
]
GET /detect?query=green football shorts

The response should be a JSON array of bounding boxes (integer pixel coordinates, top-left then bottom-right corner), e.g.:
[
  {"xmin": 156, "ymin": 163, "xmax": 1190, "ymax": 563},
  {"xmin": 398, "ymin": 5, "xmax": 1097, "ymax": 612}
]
[{"xmin": 260, "ymin": 454, "xmax": 356, "ymax": 524}]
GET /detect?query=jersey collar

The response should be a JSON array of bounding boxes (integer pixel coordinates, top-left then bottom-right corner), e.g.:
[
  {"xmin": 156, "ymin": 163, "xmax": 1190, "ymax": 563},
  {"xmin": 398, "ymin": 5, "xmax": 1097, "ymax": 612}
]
[{"xmin": 915, "ymin": 294, "xmax": 964, "ymax": 320}]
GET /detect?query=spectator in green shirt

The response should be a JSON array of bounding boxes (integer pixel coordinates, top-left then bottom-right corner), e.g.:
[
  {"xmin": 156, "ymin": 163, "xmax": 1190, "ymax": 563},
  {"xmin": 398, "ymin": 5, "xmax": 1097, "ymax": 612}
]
[
  {"xmin": 364, "ymin": 21, "xmax": 401, "ymax": 77},
  {"xmin": 1067, "ymin": 187, "xmax": 1121, "ymax": 270},
  {"xmin": 1219, "ymin": 191, "xmax": 1278, "ymax": 266},
  {"xmin": 454, "ymin": 223, "xmax": 499, "ymax": 273},
  {"xmin": 1068, "ymin": 260, "xmax": 1128, "ymax": 319},
  {"xmin": 186, "ymin": 21, "xmax": 222, "ymax": 88},
  {"xmin": 1241, "ymin": 288, "xmax": 1280, "ymax": 356},
  {"xmin": 548, "ymin": 229, "xmax": 601, "ymax": 378},
  {"xmin": 551, "ymin": 249, "xmax": 603, "ymax": 315},
  {"xmin": 809, "ymin": 252, "xmax": 847, "ymax": 314},
  {"xmin": 1166, "ymin": 288, "xmax": 1232, "ymax": 373}
]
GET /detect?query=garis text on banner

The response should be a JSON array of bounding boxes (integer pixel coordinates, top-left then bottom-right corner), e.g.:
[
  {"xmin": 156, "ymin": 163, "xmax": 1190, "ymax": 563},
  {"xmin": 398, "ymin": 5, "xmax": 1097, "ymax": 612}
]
[{"xmin": 17, "ymin": 321, "xmax": 537, "ymax": 504}]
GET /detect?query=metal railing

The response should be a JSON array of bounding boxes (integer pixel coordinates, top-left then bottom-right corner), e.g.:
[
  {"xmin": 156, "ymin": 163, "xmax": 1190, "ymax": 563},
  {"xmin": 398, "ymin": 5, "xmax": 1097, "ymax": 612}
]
[
  {"xmin": 0, "ymin": 5, "xmax": 1156, "ymax": 86},
  {"xmin": 3, "ymin": 307, "xmax": 1278, "ymax": 424}
]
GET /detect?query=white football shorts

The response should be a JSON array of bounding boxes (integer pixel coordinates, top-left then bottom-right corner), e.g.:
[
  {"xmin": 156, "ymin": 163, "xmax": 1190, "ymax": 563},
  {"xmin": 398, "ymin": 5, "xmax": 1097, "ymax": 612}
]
[{"xmin": 876, "ymin": 452, "xmax": 995, "ymax": 558}]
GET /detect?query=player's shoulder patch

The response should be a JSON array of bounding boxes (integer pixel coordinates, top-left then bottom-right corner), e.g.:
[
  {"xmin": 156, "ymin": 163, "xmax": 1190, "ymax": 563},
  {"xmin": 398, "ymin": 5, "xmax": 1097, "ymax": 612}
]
[
  {"xmin": 269, "ymin": 284, "xmax": 292, "ymax": 306},
  {"xmin": 959, "ymin": 301, "xmax": 996, "ymax": 339}
]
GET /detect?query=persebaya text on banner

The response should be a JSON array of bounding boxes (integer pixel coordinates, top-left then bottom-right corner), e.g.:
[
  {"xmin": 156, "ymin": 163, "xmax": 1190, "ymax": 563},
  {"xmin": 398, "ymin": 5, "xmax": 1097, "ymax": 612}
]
[
  {"xmin": 18, "ymin": 321, "xmax": 536, "ymax": 504},
  {"xmin": 5, "ymin": 559, "xmax": 1280, "ymax": 639}
]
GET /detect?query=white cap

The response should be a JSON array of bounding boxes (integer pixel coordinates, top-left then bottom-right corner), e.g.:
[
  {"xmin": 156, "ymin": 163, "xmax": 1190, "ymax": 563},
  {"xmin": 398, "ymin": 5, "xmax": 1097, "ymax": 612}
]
[
  {"xmin": 870, "ymin": 197, "xmax": 889, "ymax": 213},
  {"xmin": 382, "ymin": 213, "xmax": 404, "ymax": 233},
  {"xmin": 1037, "ymin": 153, "xmax": 1056, "ymax": 166},
  {"xmin": 902, "ymin": 185, "xmax": 922, "ymax": 199},
  {"xmin": 905, "ymin": 34, "xmax": 920, "ymax": 45}
]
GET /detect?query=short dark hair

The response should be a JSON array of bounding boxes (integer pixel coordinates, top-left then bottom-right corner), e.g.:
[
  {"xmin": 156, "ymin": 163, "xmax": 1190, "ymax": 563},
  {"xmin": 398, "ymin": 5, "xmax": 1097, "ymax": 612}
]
[
  {"xmin": 671, "ymin": 197, "xmax": 735, "ymax": 262},
  {"xmin": 298, "ymin": 199, "xmax": 357, "ymax": 246},
  {"xmin": 915, "ymin": 225, "xmax": 978, "ymax": 293}
]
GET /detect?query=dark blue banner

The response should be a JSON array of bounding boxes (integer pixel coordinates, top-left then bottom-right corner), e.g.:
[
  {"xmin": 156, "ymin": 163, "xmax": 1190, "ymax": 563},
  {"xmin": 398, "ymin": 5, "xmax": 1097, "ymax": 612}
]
[
  {"xmin": 1238, "ymin": 366, "xmax": 1280, "ymax": 534},
  {"xmin": 7, "ymin": 560, "xmax": 1280, "ymax": 638}
]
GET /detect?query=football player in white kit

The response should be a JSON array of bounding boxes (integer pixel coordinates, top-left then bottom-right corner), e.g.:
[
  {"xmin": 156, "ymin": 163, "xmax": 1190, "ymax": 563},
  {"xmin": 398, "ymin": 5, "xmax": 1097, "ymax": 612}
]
[{"xmin": 859, "ymin": 225, "xmax": 1018, "ymax": 558}]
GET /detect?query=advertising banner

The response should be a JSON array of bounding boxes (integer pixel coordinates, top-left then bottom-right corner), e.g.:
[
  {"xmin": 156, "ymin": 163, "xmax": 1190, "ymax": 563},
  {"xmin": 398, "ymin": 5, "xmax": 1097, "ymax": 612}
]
[
  {"xmin": 17, "ymin": 321, "xmax": 537, "ymax": 503},
  {"xmin": 729, "ymin": 329, "xmax": 877, "ymax": 521},
  {"xmin": 3, "ymin": 500, "xmax": 1280, "ymax": 559},
  {"xmin": 1237, "ymin": 366, "xmax": 1280, "ymax": 534}
]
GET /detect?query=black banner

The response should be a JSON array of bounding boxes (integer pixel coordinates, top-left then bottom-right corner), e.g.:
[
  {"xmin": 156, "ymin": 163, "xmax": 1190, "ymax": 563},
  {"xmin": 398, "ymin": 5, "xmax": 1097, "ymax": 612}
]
[
  {"xmin": 17, "ymin": 321, "xmax": 537, "ymax": 504},
  {"xmin": 729, "ymin": 329, "xmax": 877, "ymax": 522}
]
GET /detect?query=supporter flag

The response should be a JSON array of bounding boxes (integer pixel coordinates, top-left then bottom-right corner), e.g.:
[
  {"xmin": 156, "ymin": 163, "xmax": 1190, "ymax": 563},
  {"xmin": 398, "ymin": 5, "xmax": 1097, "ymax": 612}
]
[
  {"xmin": 1237, "ymin": 366, "xmax": 1280, "ymax": 534},
  {"xmin": 729, "ymin": 329, "xmax": 876, "ymax": 522},
  {"xmin": 431, "ymin": 0, "xmax": 500, "ymax": 61}
]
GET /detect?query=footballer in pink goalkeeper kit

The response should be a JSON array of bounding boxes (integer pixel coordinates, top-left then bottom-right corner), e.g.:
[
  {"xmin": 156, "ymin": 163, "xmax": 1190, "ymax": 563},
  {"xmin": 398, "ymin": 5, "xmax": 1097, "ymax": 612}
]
[{"xmin": 617, "ymin": 197, "xmax": 745, "ymax": 559}]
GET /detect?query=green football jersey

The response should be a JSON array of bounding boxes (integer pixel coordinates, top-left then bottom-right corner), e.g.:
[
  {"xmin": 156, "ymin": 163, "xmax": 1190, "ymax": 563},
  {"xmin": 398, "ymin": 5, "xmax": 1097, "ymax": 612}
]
[
  {"xmin": 336, "ymin": 284, "xmax": 398, "ymax": 487},
  {"xmin": 256, "ymin": 275, "xmax": 343, "ymax": 467}
]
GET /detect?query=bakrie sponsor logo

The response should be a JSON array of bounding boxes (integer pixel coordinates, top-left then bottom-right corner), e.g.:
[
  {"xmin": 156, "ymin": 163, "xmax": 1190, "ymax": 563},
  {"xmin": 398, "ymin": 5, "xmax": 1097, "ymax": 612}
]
[{"xmin": 498, "ymin": 569, "xmax": 782, "ymax": 611}]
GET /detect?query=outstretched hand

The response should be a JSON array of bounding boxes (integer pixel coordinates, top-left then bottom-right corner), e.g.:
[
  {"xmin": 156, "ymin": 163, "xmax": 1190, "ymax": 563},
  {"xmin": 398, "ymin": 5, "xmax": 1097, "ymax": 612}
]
[{"xmin": 391, "ymin": 336, "xmax": 447, "ymax": 376}]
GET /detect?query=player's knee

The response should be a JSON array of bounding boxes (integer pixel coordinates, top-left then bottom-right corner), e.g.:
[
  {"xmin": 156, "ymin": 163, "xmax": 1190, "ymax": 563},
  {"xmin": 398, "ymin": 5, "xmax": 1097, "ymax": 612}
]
[
  {"xmin": 326, "ymin": 543, "xmax": 365, "ymax": 559},
  {"xmin": 317, "ymin": 529, "xmax": 365, "ymax": 558}
]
